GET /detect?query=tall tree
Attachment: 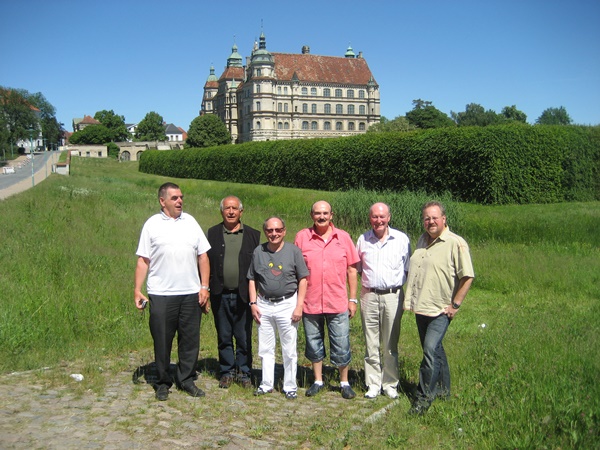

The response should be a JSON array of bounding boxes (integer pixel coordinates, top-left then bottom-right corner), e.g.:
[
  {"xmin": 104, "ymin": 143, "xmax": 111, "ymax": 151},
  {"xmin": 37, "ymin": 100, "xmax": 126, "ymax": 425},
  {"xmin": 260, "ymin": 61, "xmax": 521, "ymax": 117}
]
[
  {"xmin": 536, "ymin": 106, "xmax": 572, "ymax": 125},
  {"xmin": 367, "ymin": 115, "xmax": 415, "ymax": 133},
  {"xmin": 501, "ymin": 105, "xmax": 527, "ymax": 123},
  {"xmin": 25, "ymin": 91, "xmax": 62, "ymax": 148},
  {"xmin": 136, "ymin": 111, "xmax": 167, "ymax": 141},
  {"xmin": 94, "ymin": 109, "xmax": 130, "ymax": 142},
  {"xmin": 186, "ymin": 114, "xmax": 231, "ymax": 148},
  {"xmin": 69, "ymin": 124, "xmax": 112, "ymax": 145},
  {"xmin": 406, "ymin": 99, "xmax": 455, "ymax": 129},
  {"xmin": 0, "ymin": 87, "xmax": 38, "ymax": 151},
  {"xmin": 452, "ymin": 103, "xmax": 504, "ymax": 127}
]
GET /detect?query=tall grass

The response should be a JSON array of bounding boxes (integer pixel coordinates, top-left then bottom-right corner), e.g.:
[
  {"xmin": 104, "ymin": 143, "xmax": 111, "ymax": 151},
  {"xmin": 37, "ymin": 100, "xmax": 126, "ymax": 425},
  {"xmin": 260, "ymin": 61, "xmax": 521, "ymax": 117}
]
[{"xmin": 0, "ymin": 157, "xmax": 598, "ymax": 448}]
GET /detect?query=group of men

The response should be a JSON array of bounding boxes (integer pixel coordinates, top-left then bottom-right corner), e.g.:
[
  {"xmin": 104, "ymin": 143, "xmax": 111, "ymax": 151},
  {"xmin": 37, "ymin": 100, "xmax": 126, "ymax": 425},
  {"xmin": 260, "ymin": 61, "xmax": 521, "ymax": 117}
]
[{"xmin": 134, "ymin": 182, "xmax": 474, "ymax": 415}]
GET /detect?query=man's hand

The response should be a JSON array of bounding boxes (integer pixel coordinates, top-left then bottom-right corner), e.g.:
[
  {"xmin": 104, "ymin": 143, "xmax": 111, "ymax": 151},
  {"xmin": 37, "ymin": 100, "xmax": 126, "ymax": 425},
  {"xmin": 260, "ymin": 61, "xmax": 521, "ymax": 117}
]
[
  {"xmin": 292, "ymin": 305, "xmax": 303, "ymax": 323},
  {"xmin": 251, "ymin": 304, "xmax": 262, "ymax": 325},
  {"xmin": 348, "ymin": 301, "xmax": 357, "ymax": 319},
  {"xmin": 199, "ymin": 290, "xmax": 210, "ymax": 312}
]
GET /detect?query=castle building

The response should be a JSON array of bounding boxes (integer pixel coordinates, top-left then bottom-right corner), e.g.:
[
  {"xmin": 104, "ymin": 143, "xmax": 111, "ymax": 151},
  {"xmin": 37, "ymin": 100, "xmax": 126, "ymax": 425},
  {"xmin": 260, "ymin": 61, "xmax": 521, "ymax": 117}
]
[{"xmin": 201, "ymin": 32, "xmax": 380, "ymax": 143}]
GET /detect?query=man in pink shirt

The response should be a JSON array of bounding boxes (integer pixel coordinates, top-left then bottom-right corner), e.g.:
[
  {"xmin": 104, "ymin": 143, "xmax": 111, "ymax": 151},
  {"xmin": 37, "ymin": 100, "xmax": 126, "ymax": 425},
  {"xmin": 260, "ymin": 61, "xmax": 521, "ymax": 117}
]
[{"xmin": 294, "ymin": 201, "xmax": 360, "ymax": 399}]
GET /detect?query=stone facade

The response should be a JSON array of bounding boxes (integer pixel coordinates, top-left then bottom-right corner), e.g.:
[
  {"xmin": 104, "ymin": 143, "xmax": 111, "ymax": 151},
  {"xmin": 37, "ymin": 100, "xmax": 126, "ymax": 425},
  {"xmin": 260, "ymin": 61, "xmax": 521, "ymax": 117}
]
[{"xmin": 201, "ymin": 33, "xmax": 380, "ymax": 143}]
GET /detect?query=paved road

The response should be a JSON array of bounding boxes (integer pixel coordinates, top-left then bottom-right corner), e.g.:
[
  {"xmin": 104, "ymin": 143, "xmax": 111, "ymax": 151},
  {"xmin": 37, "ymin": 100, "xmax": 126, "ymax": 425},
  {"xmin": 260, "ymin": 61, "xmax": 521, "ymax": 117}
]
[{"xmin": 0, "ymin": 151, "xmax": 61, "ymax": 200}]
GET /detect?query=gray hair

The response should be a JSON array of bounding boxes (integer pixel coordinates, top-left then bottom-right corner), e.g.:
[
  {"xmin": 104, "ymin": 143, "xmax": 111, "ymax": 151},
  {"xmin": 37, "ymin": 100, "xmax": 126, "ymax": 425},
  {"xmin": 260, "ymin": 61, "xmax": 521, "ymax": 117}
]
[
  {"xmin": 262, "ymin": 216, "xmax": 286, "ymax": 232},
  {"xmin": 220, "ymin": 196, "xmax": 244, "ymax": 212}
]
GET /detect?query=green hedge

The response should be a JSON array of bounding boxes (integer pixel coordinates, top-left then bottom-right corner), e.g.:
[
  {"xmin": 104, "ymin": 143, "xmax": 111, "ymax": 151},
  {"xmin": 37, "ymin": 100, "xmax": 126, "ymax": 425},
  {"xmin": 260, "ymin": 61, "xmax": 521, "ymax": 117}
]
[{"xmin": 139, "ymin": 124, "xmax": 600, "ymax": 204}]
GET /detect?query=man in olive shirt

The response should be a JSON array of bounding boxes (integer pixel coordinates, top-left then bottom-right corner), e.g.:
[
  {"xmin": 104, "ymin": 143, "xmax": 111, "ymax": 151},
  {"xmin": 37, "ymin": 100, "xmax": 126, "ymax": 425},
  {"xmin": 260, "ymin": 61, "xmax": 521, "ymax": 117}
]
[
  {"xmin": 404, "ymin": 201, "xmax": 474, "ymax": 415},
  {"xmin": 207, "ymin": 196, "xmax": 260, "ymax": 389}
]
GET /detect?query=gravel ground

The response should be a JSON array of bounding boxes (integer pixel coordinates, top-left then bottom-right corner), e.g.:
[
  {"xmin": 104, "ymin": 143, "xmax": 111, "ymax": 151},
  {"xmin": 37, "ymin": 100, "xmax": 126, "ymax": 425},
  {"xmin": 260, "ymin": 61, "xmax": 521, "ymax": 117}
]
[{"xmin": 0, "ymin": 354, "xmax": 396, "ymax": 449}]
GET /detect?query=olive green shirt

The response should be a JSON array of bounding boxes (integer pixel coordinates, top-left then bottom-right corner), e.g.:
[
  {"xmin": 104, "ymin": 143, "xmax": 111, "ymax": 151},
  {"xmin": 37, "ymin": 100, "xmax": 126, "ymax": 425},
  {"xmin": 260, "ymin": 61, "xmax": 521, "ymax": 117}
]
[{"xmin": 404, "ymin": 227, "xmax": 474, "ymax": 316}]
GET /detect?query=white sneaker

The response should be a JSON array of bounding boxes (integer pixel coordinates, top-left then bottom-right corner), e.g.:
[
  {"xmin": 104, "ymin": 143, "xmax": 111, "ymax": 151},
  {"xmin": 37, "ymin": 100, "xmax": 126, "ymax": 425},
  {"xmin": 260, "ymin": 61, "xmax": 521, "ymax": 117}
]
[
  {"xmin": 364, "ymin": 386, "xmax": 380, "ymax": 399},
  {"xmin": 384, "ymin": 386, "xmax": 398, "ymax": 399}
]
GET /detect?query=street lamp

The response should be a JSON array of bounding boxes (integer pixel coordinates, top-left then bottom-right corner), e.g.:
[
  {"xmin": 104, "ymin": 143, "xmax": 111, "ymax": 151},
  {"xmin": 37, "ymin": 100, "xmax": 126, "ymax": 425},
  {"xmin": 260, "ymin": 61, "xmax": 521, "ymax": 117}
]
[{"xmin": 28, "ymin": 128, "xmax": 35, "ymax": 187}]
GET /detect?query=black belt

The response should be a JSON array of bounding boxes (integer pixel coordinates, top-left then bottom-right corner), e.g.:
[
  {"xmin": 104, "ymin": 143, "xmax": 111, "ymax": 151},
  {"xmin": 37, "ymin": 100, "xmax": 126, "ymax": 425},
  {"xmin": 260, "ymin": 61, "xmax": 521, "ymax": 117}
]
[
  {"xmin": 369, "ymin": 286, "xmax": 402, "ymax": 295},
  {"xmin": 261, "ymin": 292, "xmax": 295, "ymax": 303},
  {"xmin": 222, "ymin": 288, "xmax": 239, "ymax": 295}
]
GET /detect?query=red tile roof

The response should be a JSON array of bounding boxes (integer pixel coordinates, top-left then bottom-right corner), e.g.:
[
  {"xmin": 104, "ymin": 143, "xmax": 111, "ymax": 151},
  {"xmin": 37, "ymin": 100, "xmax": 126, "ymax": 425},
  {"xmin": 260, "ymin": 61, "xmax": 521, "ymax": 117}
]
[
  {"xmin": 219, "ymin": 66, "xmax": 245, "ymax": 81},
  {"xmin": 272, "ymin": 53, "xmax": 377, "ymax": 85},
  {"xmin": 81, "ymin": 115, "xmax": 101, "ymax": 125}
]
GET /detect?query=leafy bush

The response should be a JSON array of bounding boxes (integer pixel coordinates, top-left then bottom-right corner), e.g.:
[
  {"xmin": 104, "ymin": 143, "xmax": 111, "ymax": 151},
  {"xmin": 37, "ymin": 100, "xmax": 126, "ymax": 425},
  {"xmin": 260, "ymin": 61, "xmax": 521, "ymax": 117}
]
[{"xmin": 139, "ymin": 125, "xmax": 600, "ymax": 204}]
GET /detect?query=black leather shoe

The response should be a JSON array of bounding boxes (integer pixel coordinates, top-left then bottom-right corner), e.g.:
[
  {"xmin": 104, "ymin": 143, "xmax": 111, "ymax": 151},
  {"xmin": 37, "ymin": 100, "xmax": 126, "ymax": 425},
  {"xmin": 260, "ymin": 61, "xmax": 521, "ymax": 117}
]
[
  {"xmin": 182, "ymin": 383, "xmax": 205, "ymax": 398},
  {"xmin": 305, "ymin": 382, "xmax": 324, "ymax": 397},
  {"xmin": 155, "ymin": 385, "xmax": 169, "ymax": 401},
  {"xmin": 341, "ymin": 385, "xmax": 356, "ymax": 399},
  {"xmin": 219, "ymin": 374, "xmax": 234, "ymax": 389}
]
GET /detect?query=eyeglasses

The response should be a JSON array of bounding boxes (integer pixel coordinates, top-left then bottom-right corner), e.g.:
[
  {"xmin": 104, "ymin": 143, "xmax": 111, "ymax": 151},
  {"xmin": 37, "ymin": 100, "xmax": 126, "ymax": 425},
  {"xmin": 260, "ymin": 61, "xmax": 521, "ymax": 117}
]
[
  {"xmin": 423, "ymin": 217, "xmax": 442, "ymax": 223},
  {"xmin": 265, "ymin": 228, "xmax": 285, "ymax": 234}
]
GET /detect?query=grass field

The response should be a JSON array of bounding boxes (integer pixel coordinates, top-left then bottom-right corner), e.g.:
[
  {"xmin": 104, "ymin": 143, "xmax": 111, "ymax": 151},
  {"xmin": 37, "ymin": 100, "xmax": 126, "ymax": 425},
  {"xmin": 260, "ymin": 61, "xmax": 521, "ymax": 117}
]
[{"xmin": 0, "ymin": 156, "xmax": 598, "ymax": 448}]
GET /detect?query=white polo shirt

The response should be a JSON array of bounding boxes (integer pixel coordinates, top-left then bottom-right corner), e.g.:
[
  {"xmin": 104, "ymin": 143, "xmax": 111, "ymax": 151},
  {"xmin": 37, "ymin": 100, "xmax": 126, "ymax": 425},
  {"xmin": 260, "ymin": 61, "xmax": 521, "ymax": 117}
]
[{"xmin": 136, "ymin": 211, "xmax": 211, "ymax": 296}]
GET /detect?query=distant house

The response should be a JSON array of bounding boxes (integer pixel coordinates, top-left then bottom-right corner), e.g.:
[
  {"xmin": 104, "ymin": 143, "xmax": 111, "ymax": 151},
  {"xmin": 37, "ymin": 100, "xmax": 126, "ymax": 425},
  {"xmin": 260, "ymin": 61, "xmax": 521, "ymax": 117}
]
[
  {"xmin": 72, "ymin": 115, "xmax": 100, "ymax": 132},
  {"xmin": 165, "ymin": 123, "xmax": 185, "ymax": 142},
  {"xmin": 126, "ymin": 123, "xmax": 137, "ymax": 141}
]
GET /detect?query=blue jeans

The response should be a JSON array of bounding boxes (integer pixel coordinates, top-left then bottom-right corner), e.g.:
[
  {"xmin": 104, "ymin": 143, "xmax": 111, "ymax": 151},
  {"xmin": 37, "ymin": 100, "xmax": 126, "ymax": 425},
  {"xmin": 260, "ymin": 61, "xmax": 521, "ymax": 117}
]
[
  {"xmin": 303, "ymin": 313, "xmax": 351, "ymax": 367},
  {"xmin": 415, "ymin": 314, "xmax": 451, "ymax": 404},
  {"xmin": 211, "ymin": 292, "xmax": 253, "ymax": 377}
]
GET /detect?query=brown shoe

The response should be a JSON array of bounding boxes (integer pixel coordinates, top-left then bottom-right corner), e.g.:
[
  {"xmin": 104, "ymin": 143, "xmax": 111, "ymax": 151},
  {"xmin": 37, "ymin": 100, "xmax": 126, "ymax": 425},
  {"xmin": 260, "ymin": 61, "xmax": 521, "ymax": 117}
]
[
  {"xmin": 219, "ymin": 374, "xmax": 234, "ymax": 389},
  {"xmin": 240, "ymin": 375, "xmax": 253, "ymax": 389}
]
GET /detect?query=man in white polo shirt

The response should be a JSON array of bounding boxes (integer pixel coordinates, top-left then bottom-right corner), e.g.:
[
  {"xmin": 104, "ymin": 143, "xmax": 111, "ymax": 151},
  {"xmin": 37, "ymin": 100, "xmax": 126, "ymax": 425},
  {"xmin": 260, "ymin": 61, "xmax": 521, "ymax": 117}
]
[
  {"xmin": 134, "ymin": 182, "xmax": 211, "ymax": 401},
  {"xmin": 356, "ymin": 202, "xmax": 410, "ymax": 399}
]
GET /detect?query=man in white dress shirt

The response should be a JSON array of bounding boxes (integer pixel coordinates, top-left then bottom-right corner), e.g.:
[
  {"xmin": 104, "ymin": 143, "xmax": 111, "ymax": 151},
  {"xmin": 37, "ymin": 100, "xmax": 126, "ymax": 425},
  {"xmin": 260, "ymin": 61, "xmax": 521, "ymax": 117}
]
[{"xmin": 356, "ymin": 202, "xmax": 411, "ymax": 399}]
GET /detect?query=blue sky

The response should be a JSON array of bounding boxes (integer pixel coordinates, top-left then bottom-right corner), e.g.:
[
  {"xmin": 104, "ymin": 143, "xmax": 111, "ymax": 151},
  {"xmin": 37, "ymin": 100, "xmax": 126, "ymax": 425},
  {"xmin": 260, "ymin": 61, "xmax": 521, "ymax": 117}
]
[{"xmin": 1, "ymin": 0, "xmax": 599, "ymax": 131}]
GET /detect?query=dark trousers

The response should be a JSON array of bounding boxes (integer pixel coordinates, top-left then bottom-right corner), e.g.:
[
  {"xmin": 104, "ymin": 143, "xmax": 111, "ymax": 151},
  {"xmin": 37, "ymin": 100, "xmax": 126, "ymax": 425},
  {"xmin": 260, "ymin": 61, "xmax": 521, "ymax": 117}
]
[
  {"xmin": 415, "ymin": 313, "xmax": 451, "ymax": 405},
  {"xmin": 211, "ymin": 292, "xmax": 253, "ymax": 377},
  {"xmin": 149, "ymin": 293, "xmax": 201, "ymax": 388}
]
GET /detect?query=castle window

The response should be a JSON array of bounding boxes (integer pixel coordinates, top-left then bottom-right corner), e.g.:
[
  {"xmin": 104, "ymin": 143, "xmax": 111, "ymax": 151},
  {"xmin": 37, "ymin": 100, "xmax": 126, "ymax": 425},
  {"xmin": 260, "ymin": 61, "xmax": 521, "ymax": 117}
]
[
  {"xmin": 278, "ymin": 122, "xmax": 283, "ymax": 129},
  {"xmin": 359, "ymin": 105, "xmax": 366, "ymax": 115},
  {"xmin": 278, "ymin": 86, "xmax": 282, "ymax": 94},
  {"xmin": 347, "ymin": 90, "xmax": 354, "ymax": 98},
  {"xmin": 323, "ymin": 88, "xmax": 331, "ymax": 97},
  {"xmin": 336, "ymin": 104, "xmax": 343, "ymax": 114},
  {"xmin": 324, "ymin": 104, "xmax": 331, "ymax": 114},
  {"xmin": 359, "ymin": 90, "xmax": 365, "ymax": 98},
  {"xmin": 302, "ymin": 103, "xmax": 308, "ymax": 113},
  {"xmin": 311, "ymin": 87, "xmax": 317, "ymax": 96},
  {"xmin": 256, "ymin": 85, "xmax": 261, "ymax": 94},
  {"xmin": 256, "ymin": 102, "xmax": 261, "ymax": 111},
  {"xmin": 302, "ymin": 121, "xmax": 309, "ymax": 130},
  {"xmin": 348, "ymin": 105, "xmax": 355, "ymax": 114},
  {"xmin": 311, "ymin": 104, "xmax": 317, "ymax": 114},
  {"xmin": 284, "ymin": 122, "xmax": 290, "ymax": 129},
  {"xmin": 278, "ymin": 103, "xmax": 282, "ymax": 112},
  {"xmin": 348, "ymin": 122, "xmax": 355, "ymax": 131},
  {"xmin": 335, "ymin": 89, "xmax": 342, "ymax": 98},
  {"xmin": 324, "ymin": 121, "xmax": 331, "ymax": 130},
  {"xmin": 359, "ymin": 122, "xmax": 366, "ymax": 131},
  {"xmin": 284, "ymin": 103, "xmax": 289, "ymax": 112},
  {"xmin": 336, "ymin": 122, "xmax": 343, "ymax": 130},
  {"xmin": 311, "ymin": 121, "xmax": 318, "ymax": 130},
  {"xmin": 302, "ymin": 87, "xmax": 308, "ymax": 95},
  {"xmin": 256, "ymin": 68, "xmax": 262, "ymax": 76},
  {"xmin": 284, "ymin": 87, "xmax": 288, "ymax": 94}
]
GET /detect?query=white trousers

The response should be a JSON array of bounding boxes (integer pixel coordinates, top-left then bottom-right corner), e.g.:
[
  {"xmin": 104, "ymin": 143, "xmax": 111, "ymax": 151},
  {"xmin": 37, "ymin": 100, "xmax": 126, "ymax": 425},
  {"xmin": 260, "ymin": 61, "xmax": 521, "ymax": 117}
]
[
  {"xmin": 257, "ymin": 293, "xmax": 298, "ymax": 393},
  {"xmin": 360, "ymin": 289, "xmax": 404, "ymax": 390}
]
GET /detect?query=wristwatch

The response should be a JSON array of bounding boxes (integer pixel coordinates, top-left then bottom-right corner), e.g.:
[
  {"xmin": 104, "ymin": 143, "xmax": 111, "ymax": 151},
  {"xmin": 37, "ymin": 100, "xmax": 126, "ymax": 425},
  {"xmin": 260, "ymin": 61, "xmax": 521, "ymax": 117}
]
[
  {"xmin": 201, "ymin": 285, "xmax": 210, "ymax": 291},
  {"xmin": 249, "ymin": 301, "xmax": 257, "ymax": 306},
  {"xmin": 451, "ymin": 301, "xmax": 461, "ymax": 309},
  {"xmin": 349, "ymin": 298, "xmax": 358, "ymax": 304}
]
